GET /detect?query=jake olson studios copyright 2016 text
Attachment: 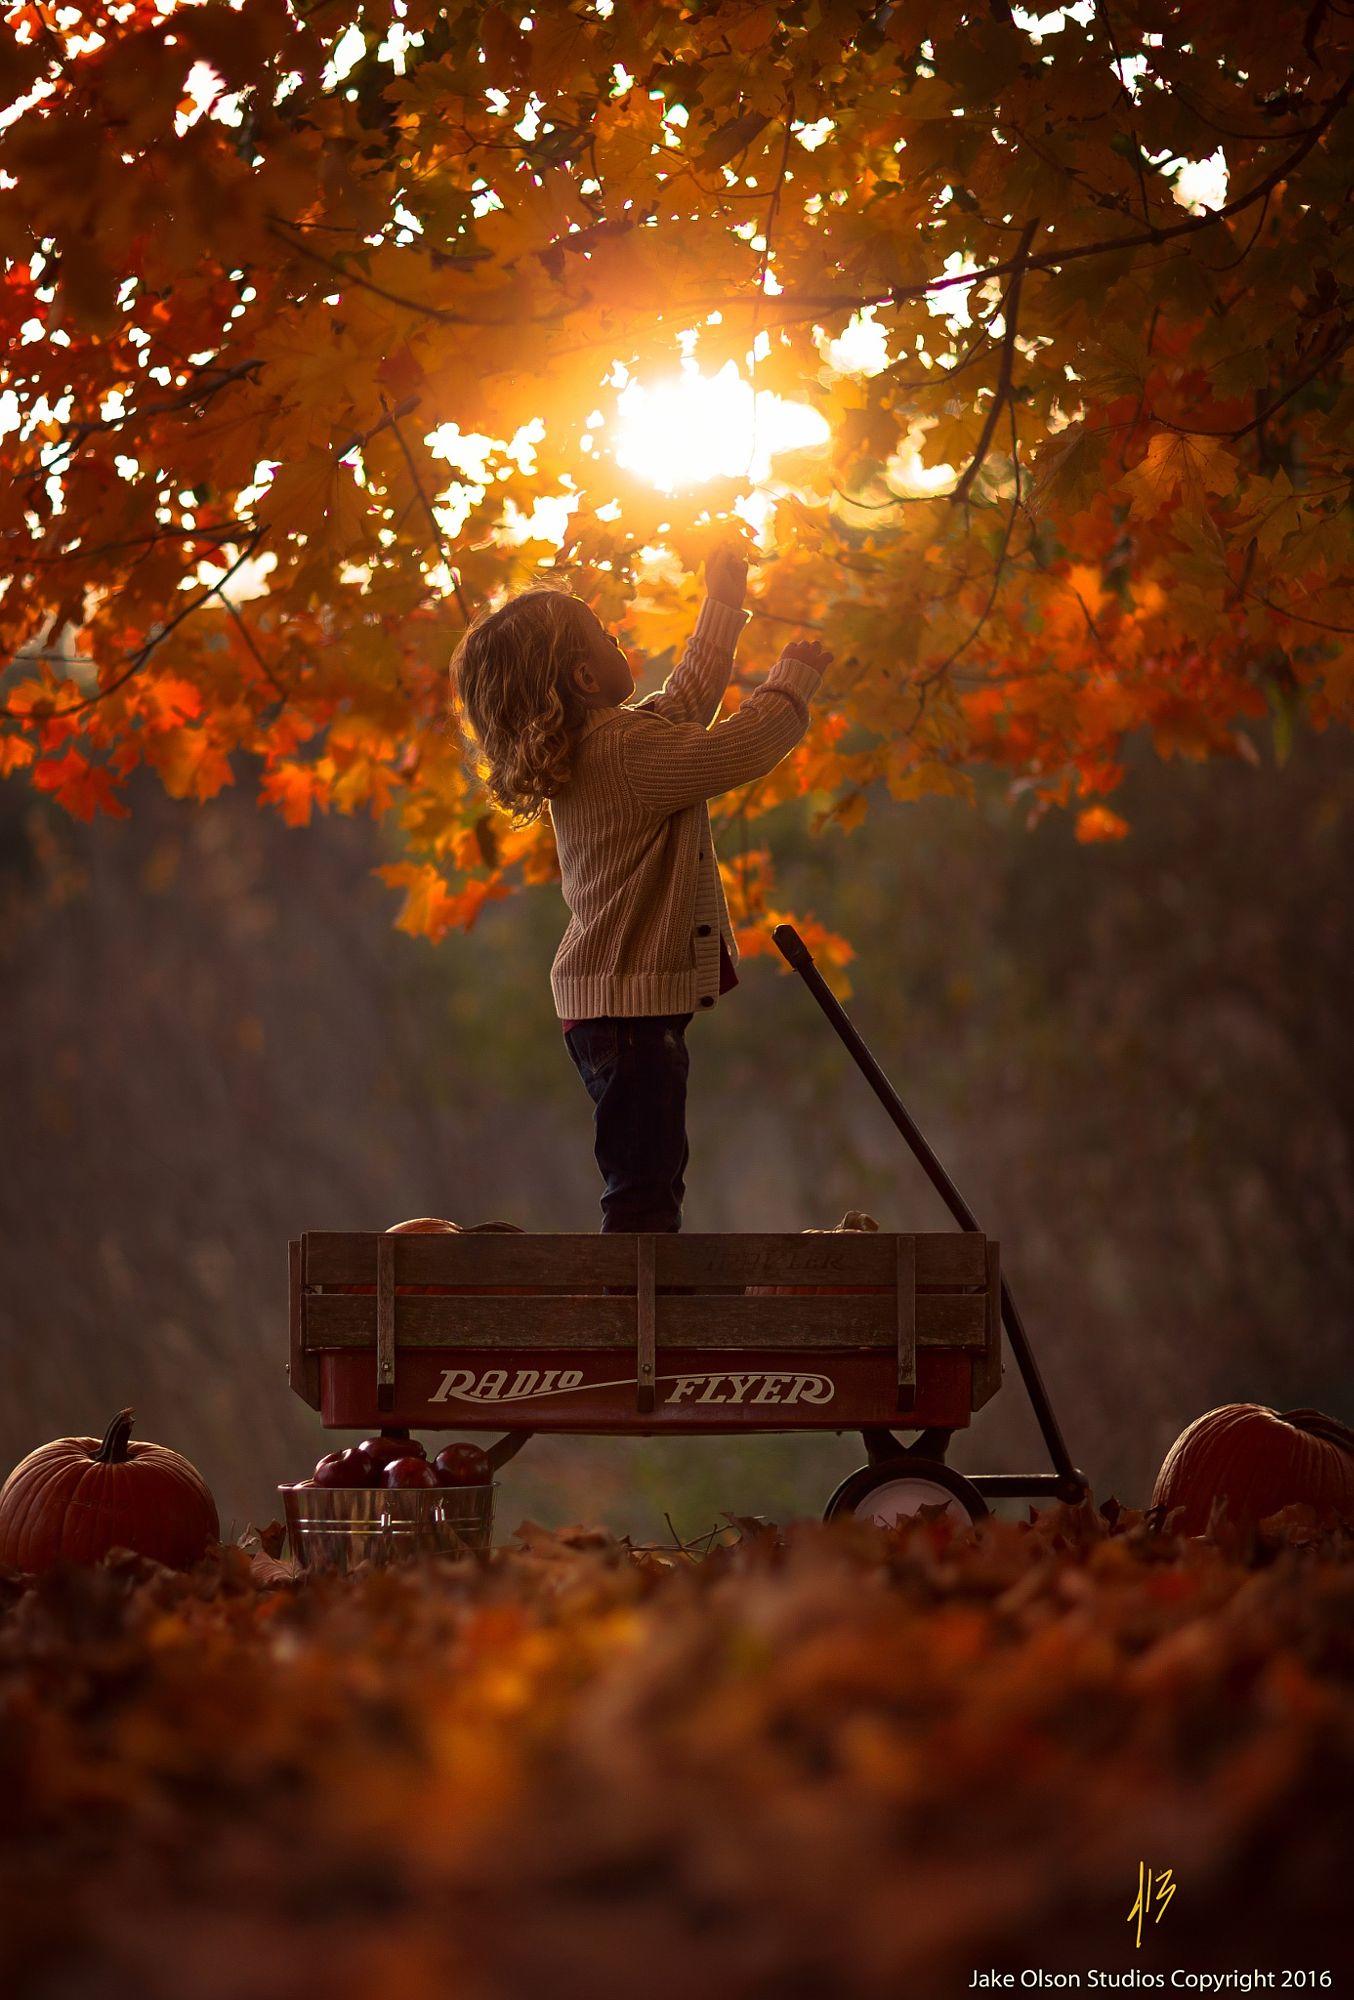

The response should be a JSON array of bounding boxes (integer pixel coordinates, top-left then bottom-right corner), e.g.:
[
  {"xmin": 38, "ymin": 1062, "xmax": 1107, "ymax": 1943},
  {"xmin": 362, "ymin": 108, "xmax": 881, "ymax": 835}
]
[{"xmin": 968, "ymin": 1975, "xmax": 1333, "ymax": 1991}]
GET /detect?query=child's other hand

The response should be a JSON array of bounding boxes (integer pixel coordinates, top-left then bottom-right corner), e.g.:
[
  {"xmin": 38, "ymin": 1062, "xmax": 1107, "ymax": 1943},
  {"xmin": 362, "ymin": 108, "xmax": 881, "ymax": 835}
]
[
  {"xmin": 780, "ymin": 636, "xmax": 833, "ymax": 684},
  {"xmin": 705, "ymin": 539, "xmax": 749, "ymax": 611}
]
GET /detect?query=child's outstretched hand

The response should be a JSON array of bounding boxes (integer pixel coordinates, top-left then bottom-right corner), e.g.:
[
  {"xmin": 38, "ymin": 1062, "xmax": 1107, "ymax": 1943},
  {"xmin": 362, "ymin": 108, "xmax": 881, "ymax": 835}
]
[
  {"xmin": 705, "ymin": 540, "xmax": 749, "ymax": 610},
  {"xmin": 781, "ymin": 636, "xmax": 833, "ymax": 686}
]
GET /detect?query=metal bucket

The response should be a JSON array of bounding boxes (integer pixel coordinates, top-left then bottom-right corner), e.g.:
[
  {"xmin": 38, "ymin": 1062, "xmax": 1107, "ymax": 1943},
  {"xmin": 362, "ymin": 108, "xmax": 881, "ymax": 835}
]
[{"xmin": 281, "ymin": 1482, "xmax": 495, "ymax": 1574}]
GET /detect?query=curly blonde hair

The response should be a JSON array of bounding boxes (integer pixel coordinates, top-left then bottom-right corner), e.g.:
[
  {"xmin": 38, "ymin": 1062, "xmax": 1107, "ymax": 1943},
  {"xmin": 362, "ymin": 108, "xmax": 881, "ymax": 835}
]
[{"xmin": 447, "ymin": 583, "xmax": 595, "ymax": 824}]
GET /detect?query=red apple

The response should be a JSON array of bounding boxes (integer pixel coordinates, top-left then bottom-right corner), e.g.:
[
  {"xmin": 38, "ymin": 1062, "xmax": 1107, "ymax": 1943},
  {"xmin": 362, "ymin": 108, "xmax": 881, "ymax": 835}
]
[
  {"xmin": 358, "ymin": 1431, "xmax": 426, "ymax": 1469},
  {"xmin": 314, "ymin": 1447, "xmax": 380, "ymax": 1489},
  {"xmin": 385, "ymin": 1456, "xmax": 440, "ymax": 1489},
  {"xmin": 434, "ymin": 1442, "xmax": 491, "ymax": 1487}
]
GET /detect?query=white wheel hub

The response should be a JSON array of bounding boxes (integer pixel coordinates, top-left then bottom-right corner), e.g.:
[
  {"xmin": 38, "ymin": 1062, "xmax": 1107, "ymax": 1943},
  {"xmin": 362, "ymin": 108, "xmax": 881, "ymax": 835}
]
[{"xmin": 851, "ymin": 1475, "xmax": 974, "ymax": 1526}]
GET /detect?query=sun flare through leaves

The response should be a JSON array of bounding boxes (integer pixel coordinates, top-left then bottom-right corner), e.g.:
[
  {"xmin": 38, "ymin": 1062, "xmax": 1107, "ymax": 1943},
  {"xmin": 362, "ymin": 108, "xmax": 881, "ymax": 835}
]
[
  {"xmin": 610, "ymin": 359, "xmax": 830, "ymax": 495},
  {"xmin": 0, "ymin": 0, "xmax": 1351, "ymax": 946}
]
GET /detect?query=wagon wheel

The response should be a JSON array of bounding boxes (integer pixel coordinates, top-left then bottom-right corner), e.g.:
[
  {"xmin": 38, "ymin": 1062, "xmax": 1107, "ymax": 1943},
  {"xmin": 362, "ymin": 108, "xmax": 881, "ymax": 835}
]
[{"xmin": 823, "ymin": 1456, "xmax": 989, "ymax": 1529}]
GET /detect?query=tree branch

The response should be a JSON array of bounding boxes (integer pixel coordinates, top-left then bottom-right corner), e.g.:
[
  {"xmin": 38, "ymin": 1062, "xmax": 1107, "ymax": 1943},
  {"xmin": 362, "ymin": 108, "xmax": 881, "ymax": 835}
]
[
  {"xmin": 744, "ymin": 90, "xmax": 796, "ymax": 484},
  {"xmin": 264, "ymin": 216, "xmax": 572, "ymax": 334},
  {"xmin": 1094, "ymin": 0, "xmax": 1153, "ymax": 224},
  {"xmin": 744, "ymin": 69, "xmax": 1354, "ymax": 325},
  {"xmin": 379, "ymin": 394, "xmax": 472, "ymax": 627},
  {"xmin": 0, "ymin": 527, "xmax": 270, "ymax": 722},
  {"xmin": 222, "ymin": 595, "xmax": 290, "ymax": 701},
  {"xmin": 916, "ymin": 400, "xmax": 1025, "ymax": 690},
  {"xmin": 40, "ymin": 358, "xmax": 266, "ymax": 468},
  {"xmin": 1243, "ymin": 582, "xmax": 1354, "ymax": 634},
  {"xmin": 950, "ymin": 218, "xmax": 1038, "ymax": 507}
]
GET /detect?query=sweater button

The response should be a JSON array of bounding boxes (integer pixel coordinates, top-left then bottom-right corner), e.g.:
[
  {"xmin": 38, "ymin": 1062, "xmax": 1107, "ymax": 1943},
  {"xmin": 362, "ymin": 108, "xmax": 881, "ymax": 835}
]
[
  {"xmin": 696, "ymin": 923, "xmax": 712, "ymax": 937},
  {"xmin": 699, "ymin": 995, "xmax": 714, "ymax": 1008}
]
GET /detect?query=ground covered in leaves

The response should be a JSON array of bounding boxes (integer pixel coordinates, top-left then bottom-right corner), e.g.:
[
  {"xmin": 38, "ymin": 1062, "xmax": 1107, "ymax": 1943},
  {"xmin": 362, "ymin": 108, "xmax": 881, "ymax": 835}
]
[{"xmin": 1, "ymin": 1504, "xmax": 1349, "ymax": 2000}]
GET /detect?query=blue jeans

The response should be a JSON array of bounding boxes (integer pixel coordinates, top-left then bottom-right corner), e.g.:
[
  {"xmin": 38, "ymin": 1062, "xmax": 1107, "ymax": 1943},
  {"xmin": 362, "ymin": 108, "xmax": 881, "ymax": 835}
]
[{"xmin": 564, "ymin": 1012, "xmax": 694, "ymax": 1232}]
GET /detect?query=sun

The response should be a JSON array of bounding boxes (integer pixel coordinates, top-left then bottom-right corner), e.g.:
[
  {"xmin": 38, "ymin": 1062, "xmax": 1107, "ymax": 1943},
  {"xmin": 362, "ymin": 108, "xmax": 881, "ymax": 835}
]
[{"xmin": 610, "ymin": 359, "xmax": 829, "ymax": 493}]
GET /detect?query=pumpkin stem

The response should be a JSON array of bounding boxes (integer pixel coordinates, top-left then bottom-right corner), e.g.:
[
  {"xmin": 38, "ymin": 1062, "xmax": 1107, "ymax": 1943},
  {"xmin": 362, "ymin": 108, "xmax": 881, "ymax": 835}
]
[
  {"xmin": 1281, "ymin": 1409, "xmax": 1354, "ymax": 1457},
  {"xmin": 96, "ymin": 1408, "xmax": 135, "ymax": 1464}
]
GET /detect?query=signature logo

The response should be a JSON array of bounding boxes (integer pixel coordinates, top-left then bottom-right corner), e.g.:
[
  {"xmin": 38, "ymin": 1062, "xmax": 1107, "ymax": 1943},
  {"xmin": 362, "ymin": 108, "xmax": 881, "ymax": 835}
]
[
  {"xmin": 429, "ymin": 1367, "xmax": 836, "ymax": 1408},
  {"xmin": 1127, "ymin": 1862, "xmax": 1175, "ymax": 1948}
]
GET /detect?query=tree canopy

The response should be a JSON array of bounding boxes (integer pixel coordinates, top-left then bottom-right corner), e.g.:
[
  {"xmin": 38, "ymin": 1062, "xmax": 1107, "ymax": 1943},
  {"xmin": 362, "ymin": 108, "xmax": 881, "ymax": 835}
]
[{"xmin": 1, "ymin": 0, "xmax": 1351, "ymax": 945}]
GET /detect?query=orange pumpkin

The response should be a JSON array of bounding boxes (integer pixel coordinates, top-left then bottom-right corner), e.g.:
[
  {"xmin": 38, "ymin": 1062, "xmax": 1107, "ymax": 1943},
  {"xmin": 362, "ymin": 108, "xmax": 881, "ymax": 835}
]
[
  {"xmin": 747, "ymin": 1211, "xmax": 889, "ymax": 1298},
  {"xmin": 1151, "ymin": 1403, "xmax": 1354, "ymax": 1537},
  {"xmin": 339, "ymin": 1218, "xmax": 538, "ymax": 1298},
  {"xmin": 386, "ymin": 1218, "xmax": 465, "ymax": 1294},
  {"xmin": 417, "ymin": 1219, "xmax": 538, "ymax": 1297},
  {"xmin": 0, "ymin": 1409, "xmax": 219, "ymax": 1574}
]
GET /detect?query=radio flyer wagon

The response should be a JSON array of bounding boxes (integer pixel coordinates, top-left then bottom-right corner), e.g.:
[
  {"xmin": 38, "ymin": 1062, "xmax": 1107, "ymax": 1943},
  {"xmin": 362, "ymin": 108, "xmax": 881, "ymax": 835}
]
[{"xmin": 285, "ymin": 926, "xmax": 1088, "ymax": 1533}]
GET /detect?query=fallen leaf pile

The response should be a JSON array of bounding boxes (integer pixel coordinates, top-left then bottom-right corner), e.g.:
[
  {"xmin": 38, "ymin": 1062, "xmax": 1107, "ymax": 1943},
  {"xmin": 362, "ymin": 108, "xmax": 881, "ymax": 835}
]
[{"xmin": 1, "ymin": 1504, "xmax": 1349, "ymax": 2000}]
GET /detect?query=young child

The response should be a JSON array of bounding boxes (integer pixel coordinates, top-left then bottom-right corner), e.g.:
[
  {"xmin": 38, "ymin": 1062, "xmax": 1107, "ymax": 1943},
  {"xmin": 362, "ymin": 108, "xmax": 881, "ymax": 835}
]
[{"xmin": 450, "ymin": 541, "xmax": 832, "ymax": 1233}]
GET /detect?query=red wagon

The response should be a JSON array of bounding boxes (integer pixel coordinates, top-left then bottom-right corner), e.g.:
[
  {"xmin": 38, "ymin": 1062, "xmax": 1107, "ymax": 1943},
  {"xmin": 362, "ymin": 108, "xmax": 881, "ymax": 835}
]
[{"xmin": 284, "ymin": 927, "xmax": 1088, "ymax": 1529}]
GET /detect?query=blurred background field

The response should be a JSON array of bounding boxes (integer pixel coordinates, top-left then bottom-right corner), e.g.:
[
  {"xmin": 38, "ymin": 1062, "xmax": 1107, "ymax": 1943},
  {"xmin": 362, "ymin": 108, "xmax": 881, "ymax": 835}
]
[{"xmin": 2, "ymin": 730, "xmax": 1350, "ymax": 1538}]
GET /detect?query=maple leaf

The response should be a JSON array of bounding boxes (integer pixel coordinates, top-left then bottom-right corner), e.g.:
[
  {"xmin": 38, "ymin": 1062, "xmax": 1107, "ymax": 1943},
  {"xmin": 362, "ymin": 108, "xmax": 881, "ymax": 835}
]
[
  {"xmin": 374, "ymin": 342, "xmax": 428, "ymax": 403},
  {"xmin": 147, "ymin": 728, "xmax": 235, "ymax": 804},
  {"xmin": 31, "ymin": 748, "xmax": 129, "ymax": 821},
  {"xmin": 128, "ymin": 675, "xmax": 205, "ymax": 732},
  {"xmin": 375, "ymin": 861, "xmax": 511, "ymax": 941},
  {"xmin": 1063, "ymin": 563, "xmax": 1114, "ymax": 624},
  {"xmin": 697, "ymin": 111, "xmax": 773, "ymax": 172},
  {"xmin": 1075, "ymin": 805, "xmax": 1130, "ymax": 843},
  {"xmin": 174, "ymin": 1, "xmax": 287, "ymax": 93},
  {"xmin": 811, "ymin": 788, "xmax": 869, "ymax": 835},
  {"xmin": 734, "ymin": 907, "xmax": 857, "ymax": 996},
  {"xmin": 1123, "ymin": 431, "xmax": 1240, "ymax": 523},
  {"xmin": 1245, "ymin": 468, "xmax": 1293, "ymax": 557},
  {"xmin": 0, "ymin": 733, "xmax": 36, "ymax": 777},
  {"xmin": 262, "ymin": 449, "xmax": 374, "ymax": 552},
  {"xmin": 884, "ymin": 757, "xmax": 976, "ymax": 805},
  {"xmin": 260, "ymin": 761, "xmax": 330, "ymax": 828},
  {"xmin": 1030, "ymin": 425, "xmax": 1111, "ymax": 517}
]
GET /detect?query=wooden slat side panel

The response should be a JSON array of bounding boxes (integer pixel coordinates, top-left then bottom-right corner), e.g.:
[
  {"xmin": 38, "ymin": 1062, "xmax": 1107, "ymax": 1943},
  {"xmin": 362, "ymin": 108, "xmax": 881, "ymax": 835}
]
[
  {"xmin": 970, "ymin": 1237, "xmax": 1003, "ymax": 1410},
  {"xmin": 376, "ymin": 1233, "xmax": 396, "ymax": 1412},
  {"xmin": 673, "ymin": 1294, "xmax": 992, "ymax": 1346},
  {"xmin": 300, "ymin": 1231, "xmax": 988, "ymax": 1291},
  {"xmin": 896, "ymin": 1234, "xmax": 916, "ymax": 1398},
  {"xmin": 288, "ymin": 1239, "xmax": 320, "ymax": 1408},
  {"xmin": 636, "ymin": 1236, "xmax": 655, "ymax": 1413},
  {"xmin": 303, "ymin": 1232, "xmax": 633, "ymax": 1287},
  {"xmin": 302, "ymin": 1292, "xmax": 987, "ymax": 1350},
  {"xmin": 659, "ymin": 1233, "xmax": 987, "ymax": 1288}
]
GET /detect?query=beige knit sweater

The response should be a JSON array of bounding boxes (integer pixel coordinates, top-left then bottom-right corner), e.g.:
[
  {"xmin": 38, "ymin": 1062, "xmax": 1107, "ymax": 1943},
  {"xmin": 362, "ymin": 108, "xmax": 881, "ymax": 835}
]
[{"xmin": 546, "ymin": 594, "xmax": 824, "ymax": 1021}]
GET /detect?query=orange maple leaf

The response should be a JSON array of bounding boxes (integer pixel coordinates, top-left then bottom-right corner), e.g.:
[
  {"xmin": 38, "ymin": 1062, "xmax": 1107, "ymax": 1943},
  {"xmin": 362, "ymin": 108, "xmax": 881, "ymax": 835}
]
[
  {"xmin": 31, "ymin": 748, "xmax": 130, "ymax": 821},
  {"xmin": 1075, "ymin": 806, "xmax": 1130, "ymax": 843},
  {"xmin": 375, "ymin": 861, "xmax": 511, "ymax": 942},
  {"xmin": 0, "ymin": 733, "xmax": 36, "ymax": 777},
  {"xmin": 1123, "ymin": 432, "xmax": 1239, "ymax": 522},
  {"xmin": 261, "ymin": 761, "xmax": 331, "ymax": 827},
  {"xmin": 149, "ymin": 728, "xmax": 235, "ymax": 803}
]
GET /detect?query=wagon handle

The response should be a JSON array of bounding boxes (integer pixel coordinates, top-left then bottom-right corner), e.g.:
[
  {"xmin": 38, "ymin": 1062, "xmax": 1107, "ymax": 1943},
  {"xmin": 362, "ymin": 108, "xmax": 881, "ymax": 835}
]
[{"xmin": 772, "ymin": 922, "xmax": 1087, "ymax": 1503}]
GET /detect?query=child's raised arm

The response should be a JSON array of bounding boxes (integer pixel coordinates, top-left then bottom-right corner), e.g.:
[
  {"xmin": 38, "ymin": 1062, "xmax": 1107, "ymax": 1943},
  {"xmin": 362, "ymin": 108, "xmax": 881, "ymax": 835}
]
[
  {"xmin": 629, "ymin": 543, "xmax": 751, "ymax": 730},
  {"xmin": 620, "ymin": 638, "xmax": 831, "ymax": 816}
]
